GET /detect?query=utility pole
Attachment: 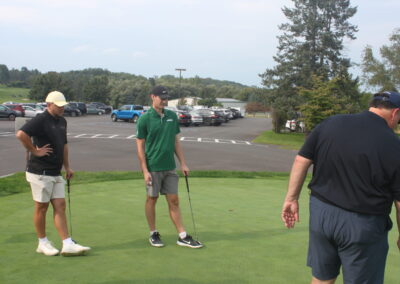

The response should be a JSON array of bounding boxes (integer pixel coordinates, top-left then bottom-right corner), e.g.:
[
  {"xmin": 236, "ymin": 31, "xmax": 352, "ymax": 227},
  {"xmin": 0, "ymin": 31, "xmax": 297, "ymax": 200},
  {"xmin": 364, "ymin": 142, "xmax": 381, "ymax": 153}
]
[{"xmin": 175, "ymin": 68, "xmax": 186, "ymax": 100}]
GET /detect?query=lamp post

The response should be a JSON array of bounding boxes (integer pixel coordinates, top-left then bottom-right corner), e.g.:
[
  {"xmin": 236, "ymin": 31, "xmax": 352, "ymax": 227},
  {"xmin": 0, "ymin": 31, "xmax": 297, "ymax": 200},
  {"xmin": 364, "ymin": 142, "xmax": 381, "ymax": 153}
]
[{"xmin": 175, "ymin": 68, "xmax": 186, "ymax": 100}]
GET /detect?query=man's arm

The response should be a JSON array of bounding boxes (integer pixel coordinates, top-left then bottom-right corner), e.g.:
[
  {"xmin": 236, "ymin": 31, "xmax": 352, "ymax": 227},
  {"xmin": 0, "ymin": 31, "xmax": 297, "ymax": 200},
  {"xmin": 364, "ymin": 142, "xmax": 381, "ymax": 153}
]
[
  {"xmin": 395, "ymin": 200, "xmax": 400, "ymax": 250},
  {"xmin": 175, "ymin": 135, "xmax": 189, "ymax": 176},
  {"xmin": 281, "ymin": 155, "xmax": 313, "ymax": 228},
  {"xmin": 16, "ymin": 130, "xmax": 52, "ymax": 157},
  {"xmin": 136, "ymin": 138, "xmax": 152, "ymax": 185},
  {"xmin": 63, "ymin": 144, "xmax": 74, "ymax": 179}
]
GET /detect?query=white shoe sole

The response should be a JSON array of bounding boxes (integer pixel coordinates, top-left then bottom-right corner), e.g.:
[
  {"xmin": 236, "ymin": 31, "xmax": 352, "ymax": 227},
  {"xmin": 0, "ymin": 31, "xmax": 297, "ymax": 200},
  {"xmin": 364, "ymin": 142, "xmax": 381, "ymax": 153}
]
[
  {"xmin": 176, "ymin": 241, "xmax": 203, "ymax": 248},
  {"xmin": 149, "ymin": 239, "xmax": 164, "ymax": 247},
  {"xmin": 36, "ymin": 248, "xmax": 59, "ymax": 256},
  {"xmin": 61, "ymin": 249, "xmax": 89, "ymax": 257}
]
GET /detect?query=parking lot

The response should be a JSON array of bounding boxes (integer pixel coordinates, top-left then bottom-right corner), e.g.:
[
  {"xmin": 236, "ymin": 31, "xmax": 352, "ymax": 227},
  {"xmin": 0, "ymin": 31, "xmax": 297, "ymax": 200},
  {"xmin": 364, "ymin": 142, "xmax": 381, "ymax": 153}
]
[{"xmin": 0, "ymin": 115, "xmax": 297, "ymax": 176}]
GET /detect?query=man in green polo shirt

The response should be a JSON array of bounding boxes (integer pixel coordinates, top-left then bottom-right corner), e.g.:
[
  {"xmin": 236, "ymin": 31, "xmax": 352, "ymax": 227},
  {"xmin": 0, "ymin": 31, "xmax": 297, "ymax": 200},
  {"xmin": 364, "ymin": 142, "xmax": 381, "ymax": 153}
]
[{"xmin": 136, "ymin": 85, "xmax": 203, "ymax": 249}]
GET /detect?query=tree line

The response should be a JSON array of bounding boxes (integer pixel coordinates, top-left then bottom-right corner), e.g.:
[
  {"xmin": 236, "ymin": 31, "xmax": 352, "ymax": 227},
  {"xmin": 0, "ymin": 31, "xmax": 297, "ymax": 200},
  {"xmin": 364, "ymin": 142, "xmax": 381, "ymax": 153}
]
[{"xmin": 0, "ymin": 65, "xmax": 265, "ymax": 109}]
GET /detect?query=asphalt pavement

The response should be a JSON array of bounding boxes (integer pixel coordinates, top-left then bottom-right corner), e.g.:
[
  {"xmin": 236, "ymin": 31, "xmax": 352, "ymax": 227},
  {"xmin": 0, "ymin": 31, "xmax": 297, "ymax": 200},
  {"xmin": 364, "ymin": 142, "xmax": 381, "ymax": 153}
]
[{"xmin": 0, "ymin": 115, "xmax": 298, "ymax": 176}]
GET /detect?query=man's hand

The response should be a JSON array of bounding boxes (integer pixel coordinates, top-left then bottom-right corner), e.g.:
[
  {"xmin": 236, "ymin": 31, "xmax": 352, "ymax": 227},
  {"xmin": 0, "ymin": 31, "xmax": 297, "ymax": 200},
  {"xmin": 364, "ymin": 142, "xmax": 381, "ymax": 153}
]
[
  {"xmin": 281, "ymin": 200, "xmax": 300, "ymax": 228},
  {"xmin": 181, "ymin": 164, "xmax": 190, "ymax": 177},
  {"xmin": 65, "ymin": 168, "xmax": 74, "ymax": 180},
  {"xmin": 33, "ymin": 144, "xmax": 53, "ymax": 157},
  {"xmin": 144, "ymin": 171, "xmax": 152, "ymax": 186}
]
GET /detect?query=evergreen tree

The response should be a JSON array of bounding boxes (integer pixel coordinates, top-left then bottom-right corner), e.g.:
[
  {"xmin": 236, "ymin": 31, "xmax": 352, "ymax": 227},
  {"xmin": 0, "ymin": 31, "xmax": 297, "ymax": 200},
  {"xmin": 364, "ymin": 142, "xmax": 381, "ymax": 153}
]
[{"xmin": 261, "ymin": 0, "xmax": 358, "ymax": 132}]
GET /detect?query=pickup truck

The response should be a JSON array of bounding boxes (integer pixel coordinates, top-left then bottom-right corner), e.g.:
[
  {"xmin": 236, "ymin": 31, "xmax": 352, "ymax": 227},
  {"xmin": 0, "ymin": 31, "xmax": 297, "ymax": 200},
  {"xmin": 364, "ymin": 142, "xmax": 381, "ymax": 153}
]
[{"xmin": 111, "ymin": 105, "xmax": 145, "ymax": 123}]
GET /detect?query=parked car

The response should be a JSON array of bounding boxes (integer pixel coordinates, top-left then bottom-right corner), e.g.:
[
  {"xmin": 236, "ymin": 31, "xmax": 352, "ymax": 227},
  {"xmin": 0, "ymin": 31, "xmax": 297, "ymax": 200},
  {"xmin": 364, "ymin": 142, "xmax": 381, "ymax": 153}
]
[
  {"xmin": 197, "ymin": 109, "xmax": 224, "ymax": 126},
  {"xmin": 64, "ymin": 105, "xmax": 81, "ymax": 117},
  {"xmin": 0, "ymin": 105, "xmax": 17, "ymax": 120},
  {"xmin": 4, "ymin": 104, "xmax": 25, "ymax": 117},
  {"xmin": 21, "ymin": 105, "xmax": 44, "ymax": 117},
  {"xmin": 86, "ymin": 105, "xmax": 106, "ymax": 115},
  {"xmin": 89, "ymin": 102, "xmax": 112, "ymax": 114},
  {"xmin": 111, "ymin": 105, "xmax": 145, "ymax": 123},
  {"xmin": 228, "ymin": 107, "xmax": 242, "ymax": 119},
  {"xmin": 176, "ymin": 110, "xmax": 192, "ymax": 127},
  {"xmin": 189, "ymin": 110, "xmax": 203, "ymax": 126},
  {"xmin": 285, "ymin": 119, "xmax": 305, "ymax": 132},
  {"xmin": 69, "ymin": 102, "xmax": 87, "ymax": 115}
]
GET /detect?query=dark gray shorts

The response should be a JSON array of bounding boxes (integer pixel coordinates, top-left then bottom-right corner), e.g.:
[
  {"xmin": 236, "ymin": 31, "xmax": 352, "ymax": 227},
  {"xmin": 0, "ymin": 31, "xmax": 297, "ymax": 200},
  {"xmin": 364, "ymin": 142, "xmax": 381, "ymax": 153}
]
[
  {"xmin": 308, "ymin": 195, "xmax": 391, "ymax": 283},
  {"xmin": 146, "ymin": 170, "xmax": 179, "ymax": 197}
]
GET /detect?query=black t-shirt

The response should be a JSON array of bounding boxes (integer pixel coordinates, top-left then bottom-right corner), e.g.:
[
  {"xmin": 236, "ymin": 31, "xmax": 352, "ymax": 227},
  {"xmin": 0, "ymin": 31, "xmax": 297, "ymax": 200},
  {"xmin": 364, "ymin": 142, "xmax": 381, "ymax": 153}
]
[
  {"xmin": 20, "ymin": 111, "xmax": 68, "ymax": 176},
  {"xmin": 299, "ymin": 110, "xmax": 400, "ymax": 215}
]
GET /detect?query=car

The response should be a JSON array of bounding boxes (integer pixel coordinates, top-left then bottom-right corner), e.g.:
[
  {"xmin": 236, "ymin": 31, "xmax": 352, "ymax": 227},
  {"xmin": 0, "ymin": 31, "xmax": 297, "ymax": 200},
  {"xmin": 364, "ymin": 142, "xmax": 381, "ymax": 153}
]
[
  {"xmin": 285, "ymin": 119, "xmax": 305, "ymax": 132},
  {"xmin": 176, "ymin": 110, "xmax": 192, "ymax": 127},
  {"xmin": 197, "ymin": 109, "xmax": 224, "ymax": 126},
  {"xmin": 63, "ymin": 105, "xmax": 81, "ymax": 117},
  {"xmin": 69, "ymin": 102, "xmax": 87, "ymax": 115},
  {"xmin": 86, "ymin": 105, "xmax": 106, "ymax": 115},
  {"xmin": 189, "ymin": 110, "xmax": 203, "ymax": 126},
  {"xmin": 4, "ymin": 104, "xmax": 25, "ymax": 117},
  {"xmin": 111, "ymin": 105, "xmax": 145, "ymax": 123},
  {"xmin": 0, "ymin": 105, "xmax": 17, "ymax": 121},
  {"xmin": 21, "ymin": 105, "xmax": 44, "ymax": 117},
  {"xmin": 89, "ymin": 102, "xmax": 113, "ymax": 114}
]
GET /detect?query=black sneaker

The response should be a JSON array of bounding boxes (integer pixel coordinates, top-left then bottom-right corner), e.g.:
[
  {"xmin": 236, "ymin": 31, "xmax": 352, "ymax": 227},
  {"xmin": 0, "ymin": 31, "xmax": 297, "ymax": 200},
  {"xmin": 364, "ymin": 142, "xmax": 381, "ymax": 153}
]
[
  {"xmin": 149, "ymin": 232, "xmax": 164, "ymax": 247},
  {"xmin": 177, "ymin": 235, "xmax": 204, "ymax": 248}
]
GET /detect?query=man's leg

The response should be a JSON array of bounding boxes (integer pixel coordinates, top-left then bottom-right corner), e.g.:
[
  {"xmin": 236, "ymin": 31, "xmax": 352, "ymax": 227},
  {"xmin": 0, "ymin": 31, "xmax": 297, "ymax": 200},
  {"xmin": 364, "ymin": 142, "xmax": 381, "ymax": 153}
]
[
  {"xmin": 166, "ymin": 194, "xmax": 185, "ymax": 233},
  {"xmin": 50, "ymin": 198, "xmax": 68, "ymax": 240},
  {"xmin": 33, "ymin": 201, "xmax": 49, "ymax": 238},
  {"xmin": 145, "ymin": 196, "xmax": 158, "ymax": 231},
  {"xmin": 311, "ymin": 277, "xmax": 336, "ymax": 284}
]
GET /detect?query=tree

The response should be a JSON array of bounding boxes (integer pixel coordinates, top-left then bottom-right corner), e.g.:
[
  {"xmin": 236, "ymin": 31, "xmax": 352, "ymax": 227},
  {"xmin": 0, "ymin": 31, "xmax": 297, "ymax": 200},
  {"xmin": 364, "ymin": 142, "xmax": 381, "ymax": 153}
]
[
  {"xmin": 260, "ymin": 0, "xmax": 358, "ymax": 132},
  {"xmin": 0, "ymin": 64, "xmax": 10, "ymax": 84},
  {"xmin": 83, "ymin": 76, "xmax": 111, "ymax": 103},
  {"xmin": 361, "ymin": 28, "xmax": 400, "ymax": 92},
  {"xmin": 299, "ymin": 75, "xmax": 361, "ymax": 131},
  {"xmin": 245, "ymin": 102, "xmax": 269, "ymax": 116},
  {"xmin": 29, "ymin": 72, "xmax": 72, "ymax": 101}
]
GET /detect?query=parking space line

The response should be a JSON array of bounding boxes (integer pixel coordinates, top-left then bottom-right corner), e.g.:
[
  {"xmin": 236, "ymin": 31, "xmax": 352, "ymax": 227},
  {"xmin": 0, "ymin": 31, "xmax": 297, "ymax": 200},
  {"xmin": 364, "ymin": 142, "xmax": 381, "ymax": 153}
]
[
  {"xmin": 108, "ymin": 135, "xmax": 118, "ymax": 138},
  {"xmin": 197, "ymin": 138, "xmax": 202, "ymax": 142},
  {"xmin": 0, "ymin": 132, "xmax": 14, "ymax": 136},
  {"xmin": 126, "ymin": 135, "xmax": 136, "ymax": 139},
  {"xmin": 74, "ymin": 134, "xmax": 87, "ymax": 138},
  {"xmin": 91, "ymin": 134, "xmax": 102, "ymax": 138}
]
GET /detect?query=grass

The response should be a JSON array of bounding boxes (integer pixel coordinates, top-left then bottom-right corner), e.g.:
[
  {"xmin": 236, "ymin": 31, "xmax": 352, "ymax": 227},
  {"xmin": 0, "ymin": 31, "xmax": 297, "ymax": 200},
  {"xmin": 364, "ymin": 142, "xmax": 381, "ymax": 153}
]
[
  {"xmin": 252, "ymin": 130, "xmax": 306, "ymax": 150},
  {"xmin": 0, "ymin": 172, "xmax": 399, "ymax": 284},
  {"xmin": 0, "ymin": 84, "xmax": 31, "ymax": 103}
]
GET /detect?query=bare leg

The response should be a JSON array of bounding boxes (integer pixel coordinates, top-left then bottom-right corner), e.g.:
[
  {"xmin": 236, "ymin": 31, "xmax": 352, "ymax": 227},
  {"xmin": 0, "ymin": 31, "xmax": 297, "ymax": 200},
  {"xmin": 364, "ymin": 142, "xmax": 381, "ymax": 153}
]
[
  {"xmin": 311, "ymin": 277, "xmax": 336, "ymax": 284},
  {"xmin": 34, "ymin": 201, "xmax": 49, "ymax": 238},
  {"xmin": 166, "ymin": 194, "xmax": 185, "ymax": 233},
  {"xmin": 50, "ymin": 198, "xmax": 69, "ymax": 240},
  {"xmin": 145, "ymin": 196, "xmax": 158, "ymax": 231}
]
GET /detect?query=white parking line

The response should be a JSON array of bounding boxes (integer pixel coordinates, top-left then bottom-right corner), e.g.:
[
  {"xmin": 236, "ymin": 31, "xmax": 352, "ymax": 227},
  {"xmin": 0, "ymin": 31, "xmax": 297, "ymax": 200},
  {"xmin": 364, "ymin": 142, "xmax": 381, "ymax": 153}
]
[
  {"xmin": 0, "ymin": 132, "xmax": 14, "ymax": 136},
  {"xmin": 64, "ymin": 133, "xmax": 252, "ymax": 145}
]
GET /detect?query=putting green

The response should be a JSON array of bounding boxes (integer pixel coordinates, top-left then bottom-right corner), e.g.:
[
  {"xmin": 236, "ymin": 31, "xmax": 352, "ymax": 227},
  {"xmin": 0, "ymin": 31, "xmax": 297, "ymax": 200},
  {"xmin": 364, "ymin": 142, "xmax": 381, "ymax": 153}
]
[{"xmin": 0, "ymin": 177, "xmax": 399, "ymax": 283}]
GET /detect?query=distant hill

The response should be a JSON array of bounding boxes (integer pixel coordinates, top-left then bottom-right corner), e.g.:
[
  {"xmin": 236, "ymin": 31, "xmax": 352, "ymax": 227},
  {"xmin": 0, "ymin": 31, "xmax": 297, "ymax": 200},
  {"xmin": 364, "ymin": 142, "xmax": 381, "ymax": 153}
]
[{"xmin": 0, "ymin": 84, "xmax": 31, "ymax": 103}]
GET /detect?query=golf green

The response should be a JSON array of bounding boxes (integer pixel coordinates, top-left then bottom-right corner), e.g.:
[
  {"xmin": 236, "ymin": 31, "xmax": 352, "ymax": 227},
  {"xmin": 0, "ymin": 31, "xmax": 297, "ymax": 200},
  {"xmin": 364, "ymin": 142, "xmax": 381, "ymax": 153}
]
[{"xmin": 0, "ymin": 177, "xmax": 399, "ymax": 283}]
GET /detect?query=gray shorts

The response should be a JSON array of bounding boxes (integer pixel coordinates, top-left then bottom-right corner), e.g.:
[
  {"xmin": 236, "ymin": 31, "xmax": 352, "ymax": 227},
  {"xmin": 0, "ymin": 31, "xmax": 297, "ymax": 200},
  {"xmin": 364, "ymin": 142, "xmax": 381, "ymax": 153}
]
[
  {"xmin": 146, "ymin": 170, "xmax": 179, "ymax": 197},
  {"xmin": 308, "ymin": 195, "xmax": 391, "ymax": 283}
]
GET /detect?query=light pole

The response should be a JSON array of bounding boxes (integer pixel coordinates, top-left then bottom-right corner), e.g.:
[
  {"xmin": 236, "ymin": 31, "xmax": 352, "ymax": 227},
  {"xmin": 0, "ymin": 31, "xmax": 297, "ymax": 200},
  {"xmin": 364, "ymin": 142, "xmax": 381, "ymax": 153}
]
[{"xmin": 175, "ymin": 68, "xmax": 186, "ymax": 100}]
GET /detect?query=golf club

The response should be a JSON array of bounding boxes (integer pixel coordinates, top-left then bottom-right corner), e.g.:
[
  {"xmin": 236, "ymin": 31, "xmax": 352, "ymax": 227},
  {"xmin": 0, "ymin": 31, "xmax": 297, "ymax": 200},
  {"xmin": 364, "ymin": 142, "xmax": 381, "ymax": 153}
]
[
  {"xmin": 184, "ymin": 175, "xmax": 198, "ymax": 240},
  {"xmin": 67, "ymin": 179, "xmax": 73, "ymax": 238}
]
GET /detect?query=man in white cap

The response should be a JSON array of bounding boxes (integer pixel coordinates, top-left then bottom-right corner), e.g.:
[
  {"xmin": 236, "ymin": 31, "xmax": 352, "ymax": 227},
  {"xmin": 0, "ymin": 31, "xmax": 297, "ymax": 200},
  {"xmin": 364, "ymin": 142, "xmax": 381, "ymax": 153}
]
[{"xmin": 16, "ymin": 91, "xmax": 90, "ymax": 256}]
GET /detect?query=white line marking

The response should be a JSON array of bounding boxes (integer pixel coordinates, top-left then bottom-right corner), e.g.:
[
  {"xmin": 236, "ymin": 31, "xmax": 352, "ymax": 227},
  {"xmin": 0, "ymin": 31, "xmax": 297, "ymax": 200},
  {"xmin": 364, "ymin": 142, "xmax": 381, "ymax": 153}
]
[
  {"xmin": 91, "ymin": 134, "xmax": 102, "ymax": 138},
  {"xmin": 126, "ymin": 135, "xmax": 136, "ymax": 139},
  {"xmin": 197, "ymin": 138, "xmax": 202, "ymax": 142},
  {"xmin": 231, "ymin": 140, "xmax": 236, "ymax": 144},
  {"xmin": 215, "ymin": 139, "xmax": 219, "ymax": 143},
  {"xmin": 74, "ymin": 134, "xmax": 86, "ymax": 138},
  {"xmin": 108, "ymin": 135, "xmax": 118, "ymax": 138},
  {"xmin": 180, "ymin": 137, "xmax": 185, "ymax": 141}
]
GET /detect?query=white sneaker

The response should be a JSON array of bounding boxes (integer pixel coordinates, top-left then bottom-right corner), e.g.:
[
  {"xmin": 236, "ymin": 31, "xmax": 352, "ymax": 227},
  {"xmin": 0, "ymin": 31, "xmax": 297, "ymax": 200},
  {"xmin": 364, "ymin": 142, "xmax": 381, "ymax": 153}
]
[
  {"xmin": 61, "ymin": 241, "xmax": 91, "ymax": 256},
  {"xmin": 36, "ymin": 241, "xmax": 59, "ymax": 256}
]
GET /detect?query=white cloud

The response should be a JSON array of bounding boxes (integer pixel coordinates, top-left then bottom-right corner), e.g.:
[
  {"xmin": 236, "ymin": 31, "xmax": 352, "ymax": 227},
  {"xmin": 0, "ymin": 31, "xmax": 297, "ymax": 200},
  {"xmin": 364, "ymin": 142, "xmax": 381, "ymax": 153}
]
[{"xmin": 72, "ymin": 45, "xmax": 92, "ymax": 53}]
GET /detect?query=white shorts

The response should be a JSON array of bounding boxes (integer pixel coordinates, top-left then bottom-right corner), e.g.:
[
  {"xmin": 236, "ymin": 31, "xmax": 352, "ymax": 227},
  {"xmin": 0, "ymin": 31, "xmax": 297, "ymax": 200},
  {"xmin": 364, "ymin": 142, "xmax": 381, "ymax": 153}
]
[{"xmin": 26, "ymin": 172, "xmax": 65, "ymax": 203}]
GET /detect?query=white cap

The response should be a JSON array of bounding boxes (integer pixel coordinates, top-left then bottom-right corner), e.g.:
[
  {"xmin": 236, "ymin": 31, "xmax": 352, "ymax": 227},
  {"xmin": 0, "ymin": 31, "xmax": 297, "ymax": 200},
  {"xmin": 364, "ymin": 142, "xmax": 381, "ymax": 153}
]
[{"xmin": 45, "ymin": 91, "xmax": 68, "ymax": 107}]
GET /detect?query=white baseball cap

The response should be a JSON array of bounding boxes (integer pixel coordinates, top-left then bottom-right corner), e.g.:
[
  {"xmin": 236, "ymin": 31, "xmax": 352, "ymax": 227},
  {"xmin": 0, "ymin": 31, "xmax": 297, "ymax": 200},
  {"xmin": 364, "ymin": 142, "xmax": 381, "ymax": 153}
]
[{"xmin": 45, "ymin": 91, "xmax": 68, "ymax": 107}]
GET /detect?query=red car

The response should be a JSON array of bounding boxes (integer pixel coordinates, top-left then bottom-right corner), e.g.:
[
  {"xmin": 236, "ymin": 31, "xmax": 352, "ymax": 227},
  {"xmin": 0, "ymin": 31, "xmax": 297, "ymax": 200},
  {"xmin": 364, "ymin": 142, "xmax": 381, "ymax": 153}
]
[{"xmin": 4, "ymin": 104, "xmax": 25, "ymax": 117}]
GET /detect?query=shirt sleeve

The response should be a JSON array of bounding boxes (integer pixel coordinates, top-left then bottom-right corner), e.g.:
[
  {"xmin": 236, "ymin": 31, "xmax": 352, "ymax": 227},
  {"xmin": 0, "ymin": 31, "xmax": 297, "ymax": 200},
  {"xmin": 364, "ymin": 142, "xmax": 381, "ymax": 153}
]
[
  {"xmin": 19, "ymin": 115, "xmax": 43, "ymax": 137},
  {"xmin": 298, "ymin": 122, "xmax": 323, "ymax": 160},
  {"xmin": 136, "ymin": 116, "xmax": 147, "ymax": 139}
]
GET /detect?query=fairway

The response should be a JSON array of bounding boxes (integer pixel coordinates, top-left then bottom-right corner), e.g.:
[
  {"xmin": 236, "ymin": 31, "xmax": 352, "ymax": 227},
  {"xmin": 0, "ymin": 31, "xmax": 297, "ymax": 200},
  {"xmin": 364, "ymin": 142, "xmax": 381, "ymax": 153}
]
[{"xmin": 0, "ymin": 176, "xmax": 399, "ymax": 283}]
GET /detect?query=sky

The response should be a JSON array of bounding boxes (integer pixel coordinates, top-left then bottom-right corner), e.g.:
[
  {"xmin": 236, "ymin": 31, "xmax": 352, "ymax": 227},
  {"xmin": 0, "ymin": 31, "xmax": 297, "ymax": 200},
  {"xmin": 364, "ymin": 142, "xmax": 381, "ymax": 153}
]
[{"xmin": 0, "ymin": 0, "xmax": 399, "ymax": 88}]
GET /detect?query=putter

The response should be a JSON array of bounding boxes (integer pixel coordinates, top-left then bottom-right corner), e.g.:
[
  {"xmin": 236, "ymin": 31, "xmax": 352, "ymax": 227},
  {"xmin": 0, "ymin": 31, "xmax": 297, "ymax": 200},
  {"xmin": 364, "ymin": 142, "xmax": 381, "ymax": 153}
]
[
  {"xmin": 67, "ymin": 179, "xmax": 73, "ymax": 238},
  {"xmin": 184, "ymin": 175, "xmax": 198, "ymax": 240}
]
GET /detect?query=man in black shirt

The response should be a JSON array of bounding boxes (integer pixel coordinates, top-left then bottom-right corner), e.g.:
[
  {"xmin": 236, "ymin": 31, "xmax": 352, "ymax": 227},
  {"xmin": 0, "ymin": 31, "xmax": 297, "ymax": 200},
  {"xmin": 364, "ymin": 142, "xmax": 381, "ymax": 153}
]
[
  {"xmin": 16, "ymin": 91, "xmax": 90, "ymax": 257},
  {"xmin": 281, "ymin": 91, "xmax": 400, "ymax": 284}
]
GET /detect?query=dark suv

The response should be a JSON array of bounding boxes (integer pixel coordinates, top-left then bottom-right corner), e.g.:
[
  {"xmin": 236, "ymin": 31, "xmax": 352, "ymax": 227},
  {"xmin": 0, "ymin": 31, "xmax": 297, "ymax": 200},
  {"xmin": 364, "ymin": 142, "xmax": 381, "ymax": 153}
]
[
  {"xmin": 69, "ymin": 102, "xmax": 87, "ymax": 115},
  {"xmin": 89, "ymin": 102, "xmax": 112, "ymax": 114},
  {"xmin": 64, "ymin": 105, "xmax": 81, "ymax": 116}
]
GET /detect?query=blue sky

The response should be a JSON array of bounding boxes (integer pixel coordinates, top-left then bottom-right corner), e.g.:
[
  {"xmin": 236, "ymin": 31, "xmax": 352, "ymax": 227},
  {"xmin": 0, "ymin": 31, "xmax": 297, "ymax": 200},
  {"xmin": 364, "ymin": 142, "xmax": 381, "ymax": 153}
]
[{"xmin": 0, "ymin": 0, "xmax": 399, "ymax": 88}]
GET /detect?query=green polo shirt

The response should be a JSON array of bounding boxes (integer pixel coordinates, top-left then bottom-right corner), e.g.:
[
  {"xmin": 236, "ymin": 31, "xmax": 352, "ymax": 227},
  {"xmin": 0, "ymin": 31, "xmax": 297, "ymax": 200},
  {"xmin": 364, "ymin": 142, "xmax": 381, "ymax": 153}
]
[{"xmin": 136, "ymin": 107, "xmax": 180, "ymax": 172}]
